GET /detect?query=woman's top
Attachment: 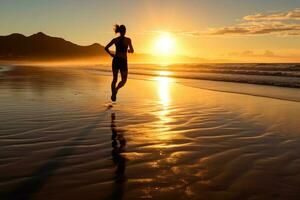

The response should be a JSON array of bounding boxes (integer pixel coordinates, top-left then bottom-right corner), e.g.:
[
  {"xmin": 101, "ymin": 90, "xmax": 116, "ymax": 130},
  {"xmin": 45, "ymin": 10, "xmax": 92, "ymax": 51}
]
[{"xmin": 115, "ymin": 36, "xmax": 128, "ymax": 53}]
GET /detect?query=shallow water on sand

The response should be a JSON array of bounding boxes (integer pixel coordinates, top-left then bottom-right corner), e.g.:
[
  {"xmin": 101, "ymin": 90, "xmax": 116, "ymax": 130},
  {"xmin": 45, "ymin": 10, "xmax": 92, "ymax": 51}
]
[{"xmin": 1, "ymin": 67, "xmax": 300, "ymax": 200}]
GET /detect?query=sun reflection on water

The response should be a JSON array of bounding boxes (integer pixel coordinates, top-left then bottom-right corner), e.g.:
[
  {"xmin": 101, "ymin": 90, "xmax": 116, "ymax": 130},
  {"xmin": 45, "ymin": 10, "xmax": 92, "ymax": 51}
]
[
  {"xmin": 154, "ymin": 76, "xmax": 173, "ymax": 108},
  {"xmin": 152, "ymin": 76, "xmax": 174, "ymax": 141}
]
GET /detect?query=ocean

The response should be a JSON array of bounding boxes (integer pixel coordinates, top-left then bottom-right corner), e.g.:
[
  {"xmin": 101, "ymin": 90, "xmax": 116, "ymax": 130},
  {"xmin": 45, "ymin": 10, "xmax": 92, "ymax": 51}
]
[
  {"xmin": 84, "ymin": 63, "xmax": 300, "ymax": 102},
  {"xmin": 1, "ymin": 63, "xmax": 300, "ymax": 101}
]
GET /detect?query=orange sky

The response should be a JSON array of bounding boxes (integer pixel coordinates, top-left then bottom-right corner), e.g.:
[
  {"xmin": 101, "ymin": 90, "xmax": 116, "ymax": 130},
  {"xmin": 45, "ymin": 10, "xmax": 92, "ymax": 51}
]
[{"xmin": 0, "ymin": 0, "xmax": 300, "ymax": 62}]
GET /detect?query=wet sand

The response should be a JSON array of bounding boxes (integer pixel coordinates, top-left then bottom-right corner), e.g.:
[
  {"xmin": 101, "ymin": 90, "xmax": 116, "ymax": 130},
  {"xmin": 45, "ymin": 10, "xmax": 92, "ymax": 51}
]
[{"xmin": 1, "ymin": 66, "xmax": 300, "ymax": 200}]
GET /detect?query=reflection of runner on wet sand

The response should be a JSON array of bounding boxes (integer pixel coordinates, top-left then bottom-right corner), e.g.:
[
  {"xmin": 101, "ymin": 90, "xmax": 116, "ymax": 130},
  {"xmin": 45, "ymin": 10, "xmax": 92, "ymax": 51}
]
[{"xmin": 110, "ymin": 112, "xmax": 127, "ymax": 199}]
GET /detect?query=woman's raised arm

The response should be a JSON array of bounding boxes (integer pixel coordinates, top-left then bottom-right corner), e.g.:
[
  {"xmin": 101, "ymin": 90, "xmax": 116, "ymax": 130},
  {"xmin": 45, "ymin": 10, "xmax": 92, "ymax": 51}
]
[
  {"xmin": 128, "ymin": 38, "xmax": 134, "ymax": 53},
  {"xmin": 105, "ymin": 39, "xmax": 116, "ymax": 57}
]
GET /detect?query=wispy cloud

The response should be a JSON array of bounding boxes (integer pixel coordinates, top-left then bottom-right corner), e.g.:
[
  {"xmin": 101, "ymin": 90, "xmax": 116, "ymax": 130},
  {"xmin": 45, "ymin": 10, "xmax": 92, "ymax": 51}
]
[
  {"xmin": 229, "ymin": 50, "xmax": 281, "ymax": 58},
  {"xmin": 208, "ymin": 8, "xmax": 300, "ymax": 36},
  {"xmin": 207, "ymin": 21, "xmax": 300, "ymax": 36},
  {"xmin": 226, "ymin": 50, "xmax": 300, "ymax": 62},
  {"xmin": 145, "ymin": 30, "xmax": 204, "ymax": 37},
  {"xmin": 243, "ymin": 8, "xmax": 300, "ymax": 21},
  {"xmin": 149, "ymin": 8, "xmax": 300, "ymax": 37}
]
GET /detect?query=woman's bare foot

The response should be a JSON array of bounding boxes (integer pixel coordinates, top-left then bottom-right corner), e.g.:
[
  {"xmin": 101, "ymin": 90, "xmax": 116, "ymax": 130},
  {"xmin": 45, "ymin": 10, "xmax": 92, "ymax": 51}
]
[{"xmin": 111, "ymin": 90, "xmax": 117, "ymax": 102}]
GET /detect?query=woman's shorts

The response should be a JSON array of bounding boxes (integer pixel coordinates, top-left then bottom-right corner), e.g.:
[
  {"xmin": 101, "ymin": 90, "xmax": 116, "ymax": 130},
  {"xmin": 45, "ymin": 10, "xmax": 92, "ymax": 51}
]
[{"xmin": 112, "ymin": 57, "xmax": 128, "ymax": 72}]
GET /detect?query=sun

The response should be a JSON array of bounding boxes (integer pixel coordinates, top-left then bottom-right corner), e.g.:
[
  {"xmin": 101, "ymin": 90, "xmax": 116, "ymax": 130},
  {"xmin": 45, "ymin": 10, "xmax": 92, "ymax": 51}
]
[{"xmin": 154, "ymin": 33, "xmax": 175, "ymax": 56}]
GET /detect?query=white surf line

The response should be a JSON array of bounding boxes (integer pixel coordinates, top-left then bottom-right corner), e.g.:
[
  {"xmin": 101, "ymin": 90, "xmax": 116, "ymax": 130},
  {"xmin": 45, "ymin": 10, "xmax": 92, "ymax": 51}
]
[{"xmin": 84, "ymin": 68, "xmax": 300, "ymax": 103}]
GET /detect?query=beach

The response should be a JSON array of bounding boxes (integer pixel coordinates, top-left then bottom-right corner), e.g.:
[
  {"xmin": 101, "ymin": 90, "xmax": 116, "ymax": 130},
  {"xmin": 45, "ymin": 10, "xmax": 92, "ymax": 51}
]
[{"xmin": 1, "ymin": 66, "xmax": 300, "ymax": 200}]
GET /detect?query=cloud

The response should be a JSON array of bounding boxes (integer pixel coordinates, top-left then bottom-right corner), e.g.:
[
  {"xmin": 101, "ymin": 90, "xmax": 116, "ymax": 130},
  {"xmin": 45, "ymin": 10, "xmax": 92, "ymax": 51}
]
[
  {"xmin": 244, "ymin": 8, "xmax": 300, "ymax": 21},
  {"xmin": 145, "ymin": 30, "xmax": 202, "ymax": 37},
  {"xmin": 207, "ymin": 21, "xmax": 300, "ymax": 36},
  {"xmin": 153, "ymin": 22, "xmax": 300, "ymax": 37},
  {"xmin": 228, "ymin": 50, "xmax": 294, "ymax": 59},
  {"xmin": 204, "ymin": 8, "xmax": 300, "ymax": 36},
  {"xmin": 148, "ymin": 8, "xmax": 300, "ymax": 37},
  {"xmin": 264, "ymin": 50, "xmax": 276, "ymax": 57}
]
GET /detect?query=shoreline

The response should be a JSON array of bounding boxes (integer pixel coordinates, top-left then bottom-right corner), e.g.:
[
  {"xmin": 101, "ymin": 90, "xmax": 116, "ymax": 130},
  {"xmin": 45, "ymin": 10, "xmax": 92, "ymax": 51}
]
[
  {"xmin": 2, "ymin": 64, "xmax": 300, "ymax": 102},
  {"xmin": 2, "ymin": 63, "xmax": 300, "ymax": 88},
  {"xmin": 84, "ymin": 67, "xmax": 300, "ymax": 102}
]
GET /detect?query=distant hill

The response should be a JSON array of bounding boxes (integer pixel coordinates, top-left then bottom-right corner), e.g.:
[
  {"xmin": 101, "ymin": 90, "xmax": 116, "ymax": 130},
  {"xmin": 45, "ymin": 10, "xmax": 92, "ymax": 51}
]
[{"xmin": 0, "ymin": 32, "xmax": 106, "ymax": 60}]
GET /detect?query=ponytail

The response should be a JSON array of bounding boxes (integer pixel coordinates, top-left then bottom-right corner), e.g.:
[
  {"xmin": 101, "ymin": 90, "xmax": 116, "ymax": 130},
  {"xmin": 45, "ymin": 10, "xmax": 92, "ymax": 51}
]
[
  {"xmin": 114, "ymin": 24, "xmax": 126, "ymax": 35},
  {"xmin": 114, "ymin": 24, "xmax": 121, "ymax": 34}
]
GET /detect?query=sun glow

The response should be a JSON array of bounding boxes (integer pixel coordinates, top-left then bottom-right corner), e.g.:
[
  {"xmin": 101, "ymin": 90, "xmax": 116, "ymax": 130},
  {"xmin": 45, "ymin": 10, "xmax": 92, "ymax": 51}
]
[
  {"xmin": 154, "ymin": 33, "xmax": 175, "ymax": 56},
  {"xmin": 157, "ymin": 70, "xmax": 172, "ymax": 76}
]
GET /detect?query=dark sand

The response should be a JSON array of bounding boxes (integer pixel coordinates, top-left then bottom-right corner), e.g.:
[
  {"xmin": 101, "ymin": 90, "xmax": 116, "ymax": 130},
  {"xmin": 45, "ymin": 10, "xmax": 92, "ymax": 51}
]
[{"xmin": 1, "ymin": 66, "xmax": 300, "ymax": 200}]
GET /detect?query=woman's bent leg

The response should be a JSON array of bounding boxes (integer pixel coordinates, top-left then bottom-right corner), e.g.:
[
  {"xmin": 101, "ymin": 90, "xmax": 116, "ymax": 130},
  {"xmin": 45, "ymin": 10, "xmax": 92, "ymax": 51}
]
[
  {"xmin": 111, "ymin": 68, "xmax": 119, "ymax": 101},
  {"xmin": 116, "ymin": 69, "xmax": 127, "ymax": 92}
]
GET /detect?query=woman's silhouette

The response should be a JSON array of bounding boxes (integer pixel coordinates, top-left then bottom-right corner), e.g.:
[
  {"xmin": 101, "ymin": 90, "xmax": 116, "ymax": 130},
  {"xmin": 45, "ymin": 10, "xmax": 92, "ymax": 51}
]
[{"xmin": 105, "ymin": 24, "xmax": 134, "ymax": 102}]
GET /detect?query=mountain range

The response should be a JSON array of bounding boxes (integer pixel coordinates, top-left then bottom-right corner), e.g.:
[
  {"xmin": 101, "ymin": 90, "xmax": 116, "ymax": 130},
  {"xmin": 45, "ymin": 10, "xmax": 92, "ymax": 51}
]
[{"xmin": 0, "ymin": 32, "xmax": 106, "ymax": 60}]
